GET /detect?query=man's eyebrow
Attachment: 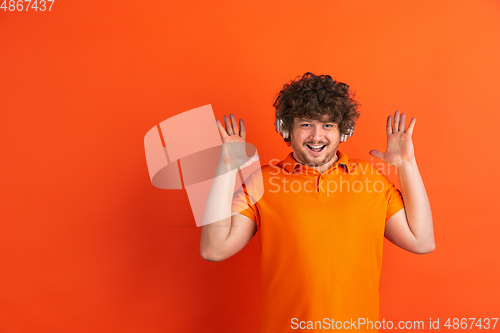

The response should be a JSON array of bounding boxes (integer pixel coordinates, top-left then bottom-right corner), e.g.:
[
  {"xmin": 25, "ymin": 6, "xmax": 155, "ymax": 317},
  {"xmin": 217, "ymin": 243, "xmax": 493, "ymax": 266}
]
[{"xmin": 298, "ymin": 118, "xmax": 336, "ymax": 124}]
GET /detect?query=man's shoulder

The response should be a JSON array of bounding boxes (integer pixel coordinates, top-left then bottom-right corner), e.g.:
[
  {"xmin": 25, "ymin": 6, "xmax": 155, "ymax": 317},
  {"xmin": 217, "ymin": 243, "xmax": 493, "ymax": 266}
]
[
  {"xmin": 344, "ymin": 157, "xmax": 371, "ymax": 170},
  {"xmin": 260, "ymin": 163, "xmax": 285, "ymax": 176},
  {"xmin": 345, "ymin": 158, "xmax": 388, "ymax": 177},
  {"xmin": 239, "ymin": 163, "xmax": 282, "ymax": 184}
]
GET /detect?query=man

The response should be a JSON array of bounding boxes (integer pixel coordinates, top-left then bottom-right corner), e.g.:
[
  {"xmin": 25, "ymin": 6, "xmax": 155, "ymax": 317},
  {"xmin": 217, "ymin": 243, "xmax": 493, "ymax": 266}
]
[{"xmin": 200, "ymin": 72, "xmax": 435, "ymax": 332}]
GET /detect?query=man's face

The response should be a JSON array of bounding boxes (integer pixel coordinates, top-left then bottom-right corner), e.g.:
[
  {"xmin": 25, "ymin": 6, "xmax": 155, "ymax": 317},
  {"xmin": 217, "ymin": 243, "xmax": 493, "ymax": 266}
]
[{"xmin": 290, "ymin": 115, "xmax": 341, "ymax": 170}]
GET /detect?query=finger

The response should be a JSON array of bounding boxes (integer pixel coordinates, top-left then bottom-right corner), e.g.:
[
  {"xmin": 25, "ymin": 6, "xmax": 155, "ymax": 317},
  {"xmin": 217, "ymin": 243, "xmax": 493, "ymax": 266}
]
[
  {"xmin": 393, "ymin": 110, "xmax": 400, "ymax": 132},
  {"xmin": 230, "ymin": 114, "xmax": 239, "ymax": 136},
  {"xmin": 224, "ymin": 115, "xmax": 234, "ymax": 135},
  {"xmin": 399, "ymin": 113, "xmax": 406, "ymax": 133},
  {"xmin": 407, "ymin": 117, "xmax": 416, "ymax": 136},
  {"xmin": 215, "ymin": 119, "xmax": 229, "ymax": 139},
  {"xmin": 239, "ymin": 119, "xmax": 246, "ymax": 139},
  {"xmin": 386, "ymin": 115, "xmax": 393, "ymax": 135},
  {"xmin": 369, "ymin": 149, "xmax": 385, "ymax": 161}
]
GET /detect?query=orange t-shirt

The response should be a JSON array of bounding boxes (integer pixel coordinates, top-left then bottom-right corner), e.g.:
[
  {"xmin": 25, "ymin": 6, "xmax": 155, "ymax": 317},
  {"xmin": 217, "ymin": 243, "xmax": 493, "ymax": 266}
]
[{"xmin": 231, "ymin": 150, "xmax": 404, "ymax": 332}]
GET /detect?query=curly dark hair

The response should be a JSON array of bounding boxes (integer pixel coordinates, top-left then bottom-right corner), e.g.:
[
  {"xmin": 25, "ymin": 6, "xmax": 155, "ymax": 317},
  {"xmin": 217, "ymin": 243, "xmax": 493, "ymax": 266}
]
[{"xmin": 273, "ymin": 72, "xmax": 360, "ymax": 145}]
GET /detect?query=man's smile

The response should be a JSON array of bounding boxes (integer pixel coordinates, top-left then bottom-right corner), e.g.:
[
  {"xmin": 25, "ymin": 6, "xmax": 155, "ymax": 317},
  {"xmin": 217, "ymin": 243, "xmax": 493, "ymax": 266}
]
[{"xmin": 305, "ymin": 143, "xmax": 328, "ymax": 155}]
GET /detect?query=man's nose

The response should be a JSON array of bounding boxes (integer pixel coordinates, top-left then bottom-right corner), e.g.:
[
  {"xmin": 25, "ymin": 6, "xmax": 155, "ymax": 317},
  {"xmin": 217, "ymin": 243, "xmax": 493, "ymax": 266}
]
[{"xmin": 310, "ymin": 125, "xmax": 324, "ymax": 142}]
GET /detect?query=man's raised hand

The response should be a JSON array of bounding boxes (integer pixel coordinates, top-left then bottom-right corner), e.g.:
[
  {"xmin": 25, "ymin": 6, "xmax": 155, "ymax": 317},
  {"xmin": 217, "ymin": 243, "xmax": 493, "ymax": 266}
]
[
  {"xmin": 369, "ymin": 110, "xmax": 417, "ymax": 168},
  {"xmin": 215, "ymin": 114, "xmax": 259, "ymax": 170}
]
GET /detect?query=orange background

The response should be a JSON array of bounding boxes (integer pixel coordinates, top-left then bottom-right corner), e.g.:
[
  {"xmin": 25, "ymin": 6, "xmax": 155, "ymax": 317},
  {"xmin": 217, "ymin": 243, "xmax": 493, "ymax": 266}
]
[{"xmin": 1, "ymin": 0, "xmax": 499, "ymax": 332}]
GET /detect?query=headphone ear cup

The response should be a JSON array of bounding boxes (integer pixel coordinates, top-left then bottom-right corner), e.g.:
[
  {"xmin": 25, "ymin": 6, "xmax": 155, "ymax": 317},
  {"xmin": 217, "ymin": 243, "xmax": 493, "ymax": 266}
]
[
  {"xmin": 276, "ymin": 118, "xmax": 288, "ymax": 139},
  {"xmin": 340, "ymin": 127, "xmax": 354, "ymax": 143}
]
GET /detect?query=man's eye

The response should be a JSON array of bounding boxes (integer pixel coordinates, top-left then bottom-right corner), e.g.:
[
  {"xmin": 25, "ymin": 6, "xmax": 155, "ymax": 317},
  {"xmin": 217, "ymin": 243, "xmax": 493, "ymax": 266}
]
[
  {"xmin": 301, "ymin": 124, "xmax": 311, "ymax": 127},
  {"xmin": 324, "ymin": 124, "xmax": 332, "ymax": 128}
]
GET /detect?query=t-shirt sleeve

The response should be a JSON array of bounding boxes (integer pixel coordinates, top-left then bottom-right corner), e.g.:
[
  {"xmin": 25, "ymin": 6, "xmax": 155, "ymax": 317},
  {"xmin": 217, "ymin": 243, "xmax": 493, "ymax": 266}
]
[
  {"xmin": 231, "ymin": 171, "xmax": 260, "ymax": 229},
  {"xmin": 383, "ymin": 175, "xmax": 405, "ymax": 223}
]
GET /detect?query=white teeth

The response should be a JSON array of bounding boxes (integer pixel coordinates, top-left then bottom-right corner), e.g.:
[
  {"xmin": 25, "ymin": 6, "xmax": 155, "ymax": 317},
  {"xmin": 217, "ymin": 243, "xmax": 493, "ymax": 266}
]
[{"xmin": 309, "ymin": 145, "xmax": 325, "ymax": 148}]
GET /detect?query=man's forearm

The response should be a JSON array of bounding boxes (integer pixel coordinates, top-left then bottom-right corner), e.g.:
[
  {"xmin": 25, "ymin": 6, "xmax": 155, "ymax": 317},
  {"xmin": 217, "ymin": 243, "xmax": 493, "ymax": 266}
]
[
  {"xmin": 397, "ymin": 160, "xmax": 435, "ymax": 250},
  {"xmin": 199, "ymin": 163, "xmax": 237, "ymax": 259}
]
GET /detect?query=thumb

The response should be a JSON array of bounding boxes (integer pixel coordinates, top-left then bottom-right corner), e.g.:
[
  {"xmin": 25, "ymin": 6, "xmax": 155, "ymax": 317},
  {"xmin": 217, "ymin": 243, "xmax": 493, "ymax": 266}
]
[{"xmin": 369, "ymin": 150, "xmax": 384, "ymax": 161}]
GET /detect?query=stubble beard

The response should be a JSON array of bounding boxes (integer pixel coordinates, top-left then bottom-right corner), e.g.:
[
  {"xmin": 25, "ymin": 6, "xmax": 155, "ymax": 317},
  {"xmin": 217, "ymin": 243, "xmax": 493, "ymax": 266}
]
[{"xmin": 291, "ymin": 140, "xmax": 339, "ymax": 168}]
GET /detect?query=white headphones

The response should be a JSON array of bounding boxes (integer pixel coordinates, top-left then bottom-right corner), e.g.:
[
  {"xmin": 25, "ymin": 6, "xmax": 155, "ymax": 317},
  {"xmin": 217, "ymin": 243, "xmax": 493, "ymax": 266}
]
[
  {"xmin": 275, "ymin": 118, "xmax": 354, "ymax": 142},
  {"xmin": 275, "ymin": 118, "xmax": 290, "ymax": 139}
]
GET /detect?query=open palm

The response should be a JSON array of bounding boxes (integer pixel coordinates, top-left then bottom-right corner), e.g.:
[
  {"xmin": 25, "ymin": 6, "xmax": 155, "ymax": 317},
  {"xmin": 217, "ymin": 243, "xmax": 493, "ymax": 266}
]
[
  {"xmin": 215, "ymin": 113, "xmax": 259, "ymax": 170},
  {"xmin": 369, "ymin": 111, "xmax": 417, "ymax": 167}
]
